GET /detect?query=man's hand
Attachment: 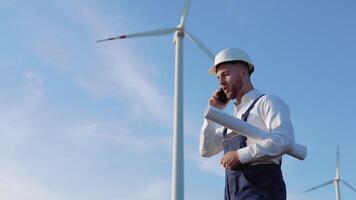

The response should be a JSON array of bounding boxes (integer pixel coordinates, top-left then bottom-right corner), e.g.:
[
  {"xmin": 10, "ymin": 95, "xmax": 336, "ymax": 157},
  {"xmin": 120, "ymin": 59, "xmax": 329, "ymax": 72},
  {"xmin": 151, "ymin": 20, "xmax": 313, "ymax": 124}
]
[
  {"xmin": 209, "ymin": 89, "xmax": 229, "ymax": 110},
  {"xmin": 220, "ymin": 151, "xmax": 241, "ymax": 170}
]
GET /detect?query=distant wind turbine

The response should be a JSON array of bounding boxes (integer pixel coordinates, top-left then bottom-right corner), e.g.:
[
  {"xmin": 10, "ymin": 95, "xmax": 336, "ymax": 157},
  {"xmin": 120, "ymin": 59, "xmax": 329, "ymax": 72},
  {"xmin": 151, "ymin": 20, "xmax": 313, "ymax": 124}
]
[
  {"xmin": 96, "ymin": 1, "xmax": 214, "ymax": 200},
  {"xmin": 304, "ymin": 145, "xmax": 356, "ymax": 200}
]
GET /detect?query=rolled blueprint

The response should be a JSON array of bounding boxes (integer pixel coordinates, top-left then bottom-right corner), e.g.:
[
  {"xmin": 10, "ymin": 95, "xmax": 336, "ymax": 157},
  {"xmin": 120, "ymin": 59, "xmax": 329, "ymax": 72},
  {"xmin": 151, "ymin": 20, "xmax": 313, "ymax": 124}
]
[{"xmin": 204, "ymin": 106, "xmax": 307, "ymax": 160}]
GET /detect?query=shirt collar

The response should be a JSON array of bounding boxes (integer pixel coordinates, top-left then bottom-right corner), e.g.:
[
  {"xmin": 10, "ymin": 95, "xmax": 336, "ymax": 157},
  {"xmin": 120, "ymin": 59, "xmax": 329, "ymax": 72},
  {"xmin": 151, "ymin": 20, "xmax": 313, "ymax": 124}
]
[{"xmin": 234, "ymin": 89, "xmax": 262, "ymax": 108}]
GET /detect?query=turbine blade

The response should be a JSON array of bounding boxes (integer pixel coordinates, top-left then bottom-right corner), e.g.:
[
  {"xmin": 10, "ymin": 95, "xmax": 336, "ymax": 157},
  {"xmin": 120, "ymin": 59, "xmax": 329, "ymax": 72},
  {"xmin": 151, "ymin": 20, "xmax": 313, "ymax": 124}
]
[
  {"xmin": 179, "ymin": 0, "xmax": 191, "ymax": 27},
  {"xmin": 304, "ymin": 180, "xmax": 334, "ymax": 193},
  {"xmin": 96, "ymin": 27, "xmax": 178, "ymax": 43},
  {"xmin": 341, "ymin": 180, "xmax": 356, "ymax": 192},
  {"xmin": 336, "ymin": 145, "xmax": 340, "ymax": 178},
  {"xmin": 185, "ymin": 30, "xmax": 214, "ymax": 60}
]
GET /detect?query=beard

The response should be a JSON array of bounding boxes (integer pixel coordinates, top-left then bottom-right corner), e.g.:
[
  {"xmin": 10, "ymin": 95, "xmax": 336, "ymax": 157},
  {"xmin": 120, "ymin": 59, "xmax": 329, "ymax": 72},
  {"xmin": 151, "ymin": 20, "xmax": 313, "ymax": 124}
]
[{"xmin": 227, "ymin": 79, "xmax": 243, "ymax": 100}]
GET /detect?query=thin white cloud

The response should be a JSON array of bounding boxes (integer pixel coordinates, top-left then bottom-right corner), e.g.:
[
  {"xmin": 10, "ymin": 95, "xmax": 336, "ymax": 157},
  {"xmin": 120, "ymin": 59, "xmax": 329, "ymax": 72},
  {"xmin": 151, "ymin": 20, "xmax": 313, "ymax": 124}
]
[
  {"xmin": 197, "ymin": 156, "xmax": 225, "ymax": 177},
  {"xmin": 184, "ymin": 140, "xmax": 225, "ymax": 177},
  {"xmin": 0, "ymin": 161, "xmax": 63, "ymax": 200},
  {"xmin": 0, "ymin": 86, "xmax": 171, "ymax": 200},
  {"xmin": 0, "ymin": 107, "xmax": 33, "ymax": 149},
  {"xmin": 130, "ymin": 179, "xmax": 170, "ymax": 200},
  {"xmin": 28, "ymin": 0, "xmax": 172, "ymax": 124},
  {"xmin": 0, "ymin": 70, "xmax": 43, "ymax": 149},
  {"xmin": 0, "ymin": 175, "xmax": 62, "ymax": 200},
  {"xmin": 95, "ymin": 45, "xmax": 171, "ymax": 123},
  {"xmin": 0, "ymin": 2, "xmax": 220, "ymax": 199},
  {"xmin": 184, "ymin": 115, "xmax": 202, "ymax": 138},
  {"xmin": 23, "ymin": 70, "xmax": 43, "ymax": 104},
  {"xmin": 69, "ymin": 122, "xmax": 172, "ymax": 154}
]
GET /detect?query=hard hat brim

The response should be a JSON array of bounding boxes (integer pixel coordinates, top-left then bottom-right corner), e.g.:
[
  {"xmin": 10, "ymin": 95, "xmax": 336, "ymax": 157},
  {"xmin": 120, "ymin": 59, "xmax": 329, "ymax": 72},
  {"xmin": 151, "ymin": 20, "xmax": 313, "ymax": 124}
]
[{"xmin": 208, "ymin": 60, "xmax": 254, "ymax": 75}]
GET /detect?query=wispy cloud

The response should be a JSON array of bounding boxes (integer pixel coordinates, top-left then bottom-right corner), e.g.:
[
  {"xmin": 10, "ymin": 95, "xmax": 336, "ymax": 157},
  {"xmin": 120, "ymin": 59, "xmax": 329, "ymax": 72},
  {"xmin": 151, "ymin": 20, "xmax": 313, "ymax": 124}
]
[
  {"xmin": 69, "ymin": 122, "xmax": 172, "ymax": 154},
  {"xmin": 0, "ymin": 2, "xmax": 219, "ymax": 199},
  {"xmin": 0, "ymin": 106, "xmax": 33, "ymax": 150},
  {"xmin": 129, "ymin": 179, "xmax": 170, "ymax": 200},
  {"xmin": 0, "ymin": 70, "xmax": 43, "ymax": 150},
  {"xmin": 23, "ymin": 70, "xmax": 43, "ymax": 104},
  {"xmin": 0, "ymin": 174, "xmax": 62, "ymax": 200},
  {"xmin": 0, "ymin": 70, "xmax": 172, "ymax": 199},
  {"xmin": 196, "ymin": 156, "xmax": 225, "ymax": 177},
  {"xmin": 0, "ymin": 160, "xmax": 63, "ymax": 200},
  {"xmin": 185, "ymin": 140, "xmax": 225, "ymax": 177},
  {"xmin": 28, "ymin": 1, "xmax": 172, "ymax": 124}
]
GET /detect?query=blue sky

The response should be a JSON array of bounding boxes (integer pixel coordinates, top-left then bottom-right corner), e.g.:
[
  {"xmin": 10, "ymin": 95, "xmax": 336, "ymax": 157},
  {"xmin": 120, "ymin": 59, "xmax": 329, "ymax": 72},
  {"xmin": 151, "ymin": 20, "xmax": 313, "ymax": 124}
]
[{"xmin": 1, "ymin": 0, "xmax": 356, "ymax": 199}]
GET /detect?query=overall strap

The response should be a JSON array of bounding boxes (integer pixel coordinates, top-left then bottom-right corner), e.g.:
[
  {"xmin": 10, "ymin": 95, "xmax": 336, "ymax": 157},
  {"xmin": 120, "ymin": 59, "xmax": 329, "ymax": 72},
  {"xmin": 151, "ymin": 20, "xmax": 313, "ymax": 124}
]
[
  {"xmin": 237, "ymin": 94, "xmax": 266, "ymax": 148},
  {"xmin": 241, "ymin": 94, "xmax": 266, "ymax": 122},
  {"xmin": 223, "ymin": 94, "xmax": 265, "ymax": 136}
]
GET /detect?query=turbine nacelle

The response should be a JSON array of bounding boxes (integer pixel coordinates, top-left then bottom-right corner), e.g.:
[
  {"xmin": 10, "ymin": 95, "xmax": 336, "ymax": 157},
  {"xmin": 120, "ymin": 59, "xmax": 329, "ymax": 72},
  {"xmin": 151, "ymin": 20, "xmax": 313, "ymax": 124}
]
[
  {"xmin": 96, "ymin": 0, "xmax": 213, "ymax": 61},
  {"xmin": 304, "ymin": 146, "xmax": 356, "ymax": 200}
]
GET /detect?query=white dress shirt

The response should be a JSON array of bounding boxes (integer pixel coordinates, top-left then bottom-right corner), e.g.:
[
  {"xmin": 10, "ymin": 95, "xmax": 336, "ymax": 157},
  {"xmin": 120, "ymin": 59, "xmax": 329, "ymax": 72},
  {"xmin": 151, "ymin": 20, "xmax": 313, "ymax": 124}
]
[{"xmin": 199, "ymin": 89, "xmax": 295, "ymax": 165}]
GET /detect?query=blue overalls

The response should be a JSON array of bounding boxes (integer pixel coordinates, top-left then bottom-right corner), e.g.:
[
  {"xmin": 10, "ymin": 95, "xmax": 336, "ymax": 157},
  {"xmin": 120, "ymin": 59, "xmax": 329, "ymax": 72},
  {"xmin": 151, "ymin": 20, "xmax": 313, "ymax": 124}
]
[{"xmin": 223, "ymin": 95, "xmax": 286, "ymax": 200}]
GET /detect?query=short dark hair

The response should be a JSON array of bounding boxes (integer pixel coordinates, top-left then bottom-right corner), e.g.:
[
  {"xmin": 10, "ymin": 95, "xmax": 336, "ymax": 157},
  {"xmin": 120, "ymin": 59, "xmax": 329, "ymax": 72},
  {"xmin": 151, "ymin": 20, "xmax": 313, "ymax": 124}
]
[{"xmin": 216, "ymin": 60, "xmax": 253, "ymax": 76}]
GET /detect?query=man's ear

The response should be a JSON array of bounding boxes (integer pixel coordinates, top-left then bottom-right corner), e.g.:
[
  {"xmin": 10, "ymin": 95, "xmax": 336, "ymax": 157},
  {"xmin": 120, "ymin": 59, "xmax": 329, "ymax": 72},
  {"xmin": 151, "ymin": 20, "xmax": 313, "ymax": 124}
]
[{"xmin": 240, "ymin": 70, "xmax": 250, "ymax": 83}]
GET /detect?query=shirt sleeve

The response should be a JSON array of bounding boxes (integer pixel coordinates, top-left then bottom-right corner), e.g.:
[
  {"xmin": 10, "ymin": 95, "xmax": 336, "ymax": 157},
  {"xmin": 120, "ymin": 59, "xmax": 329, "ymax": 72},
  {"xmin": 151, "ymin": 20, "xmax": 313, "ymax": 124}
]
[
  {"xmin": 237, "ymin": 94, "xmax": 295, "ymax": 164},
  {"xmin": 199, "ymin": 118, "xmax": 224, "ymax": 157}
]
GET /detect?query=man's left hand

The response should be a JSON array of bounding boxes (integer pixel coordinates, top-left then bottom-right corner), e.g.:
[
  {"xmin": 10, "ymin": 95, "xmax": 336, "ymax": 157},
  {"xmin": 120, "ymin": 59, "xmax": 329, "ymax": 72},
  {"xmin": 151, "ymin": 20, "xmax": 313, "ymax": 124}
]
[{"xmin": 220, "ymin": 151, "xmax": 241, "ymax": 170}]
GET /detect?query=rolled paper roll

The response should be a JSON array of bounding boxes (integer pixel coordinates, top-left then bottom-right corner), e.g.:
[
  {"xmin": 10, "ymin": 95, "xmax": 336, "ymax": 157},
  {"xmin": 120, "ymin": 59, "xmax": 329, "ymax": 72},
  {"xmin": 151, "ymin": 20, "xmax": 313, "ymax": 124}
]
[{"xmin": 204, "ymin": 106, "xmax": 307, "ymax": 160}]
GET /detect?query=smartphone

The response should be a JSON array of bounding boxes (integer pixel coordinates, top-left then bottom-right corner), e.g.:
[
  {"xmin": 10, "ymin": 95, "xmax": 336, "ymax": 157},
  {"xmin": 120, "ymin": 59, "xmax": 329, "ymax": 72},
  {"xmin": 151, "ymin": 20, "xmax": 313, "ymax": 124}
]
[{"xmin": 217, "ymin": 88, "xmax": 228, "ymax": 104}]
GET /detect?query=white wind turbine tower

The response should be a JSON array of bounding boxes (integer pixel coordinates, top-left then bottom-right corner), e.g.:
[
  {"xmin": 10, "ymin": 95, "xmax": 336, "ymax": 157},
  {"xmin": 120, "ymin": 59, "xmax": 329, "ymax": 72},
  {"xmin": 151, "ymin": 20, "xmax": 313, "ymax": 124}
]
[
  {"xmin": 97, "ymin": 1, "xmax": 214, "ymax": 200},
  {"xmin": 304, "ymin": 145, "xmax": 356, "ymax": 200}
]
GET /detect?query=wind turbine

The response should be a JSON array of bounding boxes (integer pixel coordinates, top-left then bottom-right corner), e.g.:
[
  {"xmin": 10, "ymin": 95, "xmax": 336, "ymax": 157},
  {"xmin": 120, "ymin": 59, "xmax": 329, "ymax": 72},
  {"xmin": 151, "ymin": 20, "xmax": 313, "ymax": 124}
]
[
  {"xmin": 304, "ymin": 145, "xmax": 356, "ymax": 200},
  {"xmin": 97, "ymin": 1, "xmax": 214, "ymax": 200}
]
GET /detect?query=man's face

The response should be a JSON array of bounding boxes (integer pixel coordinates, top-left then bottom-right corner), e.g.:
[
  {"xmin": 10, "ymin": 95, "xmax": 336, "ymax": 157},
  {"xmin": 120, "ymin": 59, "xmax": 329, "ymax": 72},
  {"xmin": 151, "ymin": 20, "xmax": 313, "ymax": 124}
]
[{"xmin": 216, "ymin": 63, "xmax": 244, "ymax": 100}]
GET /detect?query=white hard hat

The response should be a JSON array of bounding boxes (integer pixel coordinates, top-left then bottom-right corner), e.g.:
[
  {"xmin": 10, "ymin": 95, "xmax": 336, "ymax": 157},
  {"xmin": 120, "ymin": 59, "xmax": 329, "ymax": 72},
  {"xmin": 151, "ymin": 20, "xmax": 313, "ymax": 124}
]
[{"xmin": 208, "ymin": 48, "xmax": 254, "ymax": 75}]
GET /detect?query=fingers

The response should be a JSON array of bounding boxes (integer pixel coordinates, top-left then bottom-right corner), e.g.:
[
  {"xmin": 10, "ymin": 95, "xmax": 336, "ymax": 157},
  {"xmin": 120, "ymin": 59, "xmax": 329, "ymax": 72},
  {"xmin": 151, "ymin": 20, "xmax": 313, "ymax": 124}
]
[
  {"xmin": 220, "ymin": 157, "xmax": 224, "ymax": 166},
  {"xmin": 220, "ymin": 161, "xmax": 228, "ymax": 169},
  {"xmin": 209, "ymin": 89, "xmax": 223, "ymax": 107},
  {"xmin": 209, "ymin": 90, "xmax": 219, "ymax": 102},
  {"xmin": 221, "ymin": 151, "xmax": 240, "ymax": 170},
  {"xmin": 212, "ymin": 89, "xmax": 220, "ymax": 98},
  {"xmin": 220, "ymin": 156, "xmax": 230, "ymax": 169}
]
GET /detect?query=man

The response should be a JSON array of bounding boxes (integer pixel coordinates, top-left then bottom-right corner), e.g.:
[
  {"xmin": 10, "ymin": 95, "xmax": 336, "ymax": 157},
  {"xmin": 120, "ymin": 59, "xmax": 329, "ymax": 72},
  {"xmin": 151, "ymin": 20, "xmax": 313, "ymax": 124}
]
[{"xmin": 199, "ymin": 48, "xmax": 295, "ymax": 200}]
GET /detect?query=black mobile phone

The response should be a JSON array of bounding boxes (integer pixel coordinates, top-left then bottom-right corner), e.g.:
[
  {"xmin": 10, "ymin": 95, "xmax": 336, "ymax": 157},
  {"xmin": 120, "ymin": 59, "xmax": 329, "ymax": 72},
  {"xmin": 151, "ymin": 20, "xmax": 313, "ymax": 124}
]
[{"xmin": 217, "ymin": 88, "xmax": 228, "ymax": 104}]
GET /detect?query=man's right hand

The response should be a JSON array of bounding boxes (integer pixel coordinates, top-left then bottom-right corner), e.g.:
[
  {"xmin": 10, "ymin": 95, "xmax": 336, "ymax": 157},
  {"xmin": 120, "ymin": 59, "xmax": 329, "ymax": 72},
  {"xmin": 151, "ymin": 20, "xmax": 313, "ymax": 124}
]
[{"xmin": 209, "ymin": 89, "xmax": 229, "ymax": 110}]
